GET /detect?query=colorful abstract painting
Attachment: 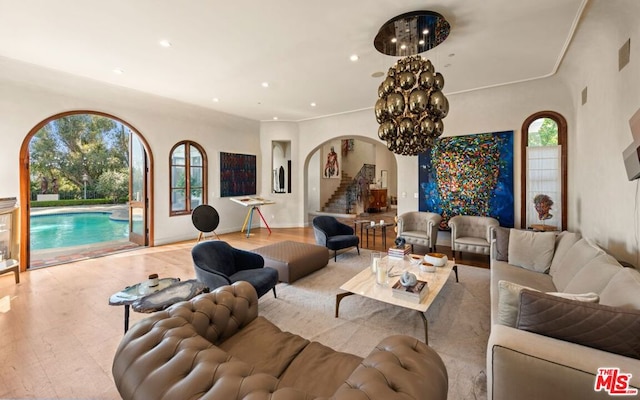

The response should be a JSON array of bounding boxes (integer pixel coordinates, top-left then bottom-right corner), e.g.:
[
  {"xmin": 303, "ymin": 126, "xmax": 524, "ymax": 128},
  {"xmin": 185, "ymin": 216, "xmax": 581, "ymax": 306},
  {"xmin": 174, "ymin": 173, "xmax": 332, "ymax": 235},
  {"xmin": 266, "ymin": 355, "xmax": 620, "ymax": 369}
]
[
  {"xmin": 220, "ymin": 152, "xmax": 256, "ymax": 197},
  {"xmin": 418, "ymin": 131, "xmax": 514, "ymax": 229}
]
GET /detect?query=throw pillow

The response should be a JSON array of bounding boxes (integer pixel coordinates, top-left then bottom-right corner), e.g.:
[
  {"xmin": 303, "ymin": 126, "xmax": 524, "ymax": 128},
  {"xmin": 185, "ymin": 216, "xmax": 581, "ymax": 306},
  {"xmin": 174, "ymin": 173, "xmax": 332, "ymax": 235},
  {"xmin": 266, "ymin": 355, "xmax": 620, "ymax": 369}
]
[
  {"xmin": 599, "ymin": 267, "xmax": 640, "ymax": 310},
  {"xmin": 517, "ymin": 289, "xmax": 640, "ymax": 360},
  {"xmin": 497, "ymin": 280, "xmax": 599, "ymax": 327},
  {"xmin": 549, "ymin": 231, "xmax": 582, "ymax": 276},
  {"xmin": 493, "ymin": 226, "xmax": 510, "ymax": 261},
  {"xmin": 551, "ymin": 238, "xmax": 605, "ymax": 291},
  {"xmin": 507, "ymin": 229, "xmax": 556, "ymax": 273}
]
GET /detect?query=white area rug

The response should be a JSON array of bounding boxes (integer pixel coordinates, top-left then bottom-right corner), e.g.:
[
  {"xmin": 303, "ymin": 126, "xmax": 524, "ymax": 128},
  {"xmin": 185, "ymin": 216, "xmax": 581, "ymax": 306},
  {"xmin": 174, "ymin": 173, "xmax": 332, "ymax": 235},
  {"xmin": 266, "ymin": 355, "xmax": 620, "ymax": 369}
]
[{"xmin": 258, "ymin": 250, "xmax": 490, "ymax": 400}]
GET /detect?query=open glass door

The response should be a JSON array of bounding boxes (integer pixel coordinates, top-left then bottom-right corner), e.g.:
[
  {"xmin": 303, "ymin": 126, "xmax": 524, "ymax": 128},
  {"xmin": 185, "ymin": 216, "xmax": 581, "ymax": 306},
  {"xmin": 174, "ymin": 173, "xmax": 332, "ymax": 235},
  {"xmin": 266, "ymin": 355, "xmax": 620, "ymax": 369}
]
[{"xmin": 129, "ymin": 135, "xmax": 148, "ymax": 245}]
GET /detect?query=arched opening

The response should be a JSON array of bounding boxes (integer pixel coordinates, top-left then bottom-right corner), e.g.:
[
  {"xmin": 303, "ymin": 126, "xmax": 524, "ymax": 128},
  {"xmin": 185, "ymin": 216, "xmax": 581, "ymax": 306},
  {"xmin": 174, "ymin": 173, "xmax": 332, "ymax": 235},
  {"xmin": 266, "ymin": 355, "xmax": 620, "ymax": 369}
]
[
  {"xmin": 303, "ymin": 136, "xmax": 397, "ymax": 221},
  {"xmin": 19, "ymin": 111, "xmax": 154, "ymax": 269},
  {"xmin": 520, "ymin": 111, "xmax": 567, "ymax": 231}
]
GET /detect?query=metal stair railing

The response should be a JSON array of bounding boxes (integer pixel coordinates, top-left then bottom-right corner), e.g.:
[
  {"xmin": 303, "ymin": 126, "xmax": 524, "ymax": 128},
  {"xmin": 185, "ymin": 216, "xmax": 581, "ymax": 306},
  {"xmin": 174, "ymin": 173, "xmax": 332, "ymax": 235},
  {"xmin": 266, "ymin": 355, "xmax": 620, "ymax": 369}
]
[{"xmin": 346, "ymin": 164, "xmax": 375, "ymax": 213}]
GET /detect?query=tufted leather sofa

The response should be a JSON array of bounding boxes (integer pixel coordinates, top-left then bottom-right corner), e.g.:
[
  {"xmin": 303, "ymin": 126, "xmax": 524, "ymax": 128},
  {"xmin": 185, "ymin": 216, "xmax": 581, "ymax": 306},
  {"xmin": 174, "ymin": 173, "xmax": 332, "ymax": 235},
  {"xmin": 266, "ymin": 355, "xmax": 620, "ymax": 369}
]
[
  {"xmin": 112, "ymin": 281, "xmax": 449, "ymax": 400},
  {"xmin": 448, "ymin": 215, "xmax": 499, "ymax": 257}
]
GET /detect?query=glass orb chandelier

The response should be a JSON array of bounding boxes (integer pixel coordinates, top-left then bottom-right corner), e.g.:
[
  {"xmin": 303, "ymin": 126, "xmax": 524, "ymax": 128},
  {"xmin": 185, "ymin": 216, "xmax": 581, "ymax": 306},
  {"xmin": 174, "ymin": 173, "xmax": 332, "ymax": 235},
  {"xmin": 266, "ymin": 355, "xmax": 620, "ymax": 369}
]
[{"xmin": 374, "ymin": 11, "xmax": 450, "ymax": 156}]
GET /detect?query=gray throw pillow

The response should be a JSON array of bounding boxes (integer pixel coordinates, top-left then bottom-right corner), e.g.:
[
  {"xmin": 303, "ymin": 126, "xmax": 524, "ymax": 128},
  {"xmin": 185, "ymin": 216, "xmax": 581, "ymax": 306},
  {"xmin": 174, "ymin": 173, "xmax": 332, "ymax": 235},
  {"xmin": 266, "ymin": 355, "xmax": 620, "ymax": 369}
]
[
  {"xmin": 517, "ymin": 289, "xmax": 640, "ymax": 360},
  {"xmin": 494, "ymin": 226, "xmax": 510, "ymax": 261},
  {"xmin": 508, "ymin": 229, "xmax": 556, "ymax": 273},
  {"xmin": 497, "ymin": 280, "xmax": 598, "ymax": 327}
]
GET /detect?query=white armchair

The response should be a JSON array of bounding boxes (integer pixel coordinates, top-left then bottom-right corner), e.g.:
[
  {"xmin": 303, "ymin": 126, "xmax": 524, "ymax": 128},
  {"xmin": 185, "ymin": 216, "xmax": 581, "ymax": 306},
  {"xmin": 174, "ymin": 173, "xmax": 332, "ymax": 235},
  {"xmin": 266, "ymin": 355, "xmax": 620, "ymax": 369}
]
[
  {"xmin": 397, "ymin": 211, "xmax": 442, "ymax": 252},
  {"xmin": 448, "ymin": 215, "xmax": 499, "ymax": 257}
]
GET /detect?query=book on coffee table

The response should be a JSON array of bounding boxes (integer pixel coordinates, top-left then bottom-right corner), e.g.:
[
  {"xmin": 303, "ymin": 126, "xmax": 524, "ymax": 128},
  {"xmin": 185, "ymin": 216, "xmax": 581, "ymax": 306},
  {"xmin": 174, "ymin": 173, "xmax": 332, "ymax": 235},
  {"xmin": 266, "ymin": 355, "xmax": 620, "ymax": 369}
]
[
  {"xmin": 391, "ymin": 279, "xmax": 428, "ymax": 303},
  {"xmin": 388, "ymin": 244, "xmax": 411, "ymax": 259}
]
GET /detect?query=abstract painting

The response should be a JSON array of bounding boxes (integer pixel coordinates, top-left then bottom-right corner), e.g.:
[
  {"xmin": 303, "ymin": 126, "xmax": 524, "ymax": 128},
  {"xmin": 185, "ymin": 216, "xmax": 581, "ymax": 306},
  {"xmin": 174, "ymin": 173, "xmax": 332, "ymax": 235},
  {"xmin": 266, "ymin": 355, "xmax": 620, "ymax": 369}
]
[
  {"xmin": 418, "ymin": 131, "xmax": 514, "ymax": 229},
  {"xmin": 220, "ymin": 152, "xmax": 256, "ymax": 197}
]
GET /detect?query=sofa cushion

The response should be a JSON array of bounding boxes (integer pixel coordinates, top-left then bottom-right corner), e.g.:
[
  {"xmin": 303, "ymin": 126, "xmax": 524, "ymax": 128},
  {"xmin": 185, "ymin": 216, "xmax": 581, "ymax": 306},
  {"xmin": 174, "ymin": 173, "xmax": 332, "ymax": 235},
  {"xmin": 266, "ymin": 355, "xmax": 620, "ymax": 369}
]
[
  {"xmin": 517, "ymin": 289, "xmax": 640, "ymax": 360},
  {"xmin": 562, "ymin": 253, "xmax": 622, "ymax": 294},
  {"xmin": 549, "ymin": 231, "xmax": 582, "ymax": 276},
  {"xmin": 507, "ymin": 229, "xmax": 556, "ymax": 273},
  {"xmin": 599, "ymin": 267, "xmax": 640, "ymax": 309},
  {"xmin": 278, "ymin": 341, "xmax": 363, "ymax": 397},
  {"xmin": 218, "ymin": 316, "xmax": 309, "ymax": 377},
  {"xmin": 551, "ymin": 238, "xmax": 605, "ymax": 291},
  {"xmin": 494, "ymin": 226, "xmax": 510, "ymax": 261},
  {"xmin": 497, "ymin": 280, "xmax": 598, "ymax": 327}
]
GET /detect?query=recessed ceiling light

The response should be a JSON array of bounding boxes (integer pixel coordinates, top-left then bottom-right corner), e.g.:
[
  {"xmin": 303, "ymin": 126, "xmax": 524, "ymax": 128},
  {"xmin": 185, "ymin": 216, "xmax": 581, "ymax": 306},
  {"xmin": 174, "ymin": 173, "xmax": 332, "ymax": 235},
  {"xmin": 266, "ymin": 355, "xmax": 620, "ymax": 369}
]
[
  {"xmin": 310, "ymin": 102, "xmax": 317, "ymax": 107},
  {"xmin": 371, "ymin": 71, "xmax": 384, "ymax": 78},
  {"xmin": 159, "ymin": 40, "xmax": 172, "ymax": 48},
  {"xmin": 273, "ymin": 116, "xmax": 278, "ymax": 120},
  {"xmin": 350, "ymin": 54, "xmax": 359, "ymax": 62},
  {"xmin": 212, "ymin": 97, "xmax": 219, "ymax": 102},
  {"xmin": 112, "ymin": 68, "xmax": 124, "ymax": 74},
  {"xmin": 262, "ymin": 82, "xmax": 269, "ymax": 88}
]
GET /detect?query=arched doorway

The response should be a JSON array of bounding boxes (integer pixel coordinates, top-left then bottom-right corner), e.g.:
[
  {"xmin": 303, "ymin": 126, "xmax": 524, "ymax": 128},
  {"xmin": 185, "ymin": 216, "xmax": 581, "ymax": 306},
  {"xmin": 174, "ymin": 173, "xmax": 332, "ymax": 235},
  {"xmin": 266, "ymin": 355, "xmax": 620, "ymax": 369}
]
[
  {"xmin": 303, "ymin": 136, "xmax": 397, "ymax": 219},
  {"xmin": 18, "ymin": 111, "xmax": 154, "ymax": 269}
]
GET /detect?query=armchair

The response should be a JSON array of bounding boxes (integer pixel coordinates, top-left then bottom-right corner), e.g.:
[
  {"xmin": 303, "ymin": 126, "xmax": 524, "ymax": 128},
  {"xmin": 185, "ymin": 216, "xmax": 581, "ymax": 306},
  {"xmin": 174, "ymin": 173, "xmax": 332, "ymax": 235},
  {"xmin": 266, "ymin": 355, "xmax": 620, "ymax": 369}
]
[
  {"xmin": 448, "ymin": 215, "xmax": 499, "ymax": 257},
  {"xmin": 397, "ymin": 211, "xmax": 442, "ymax": 252},
  {"xmin": 312, "ymin": 216, "xmax": 360, "ymax": 261},
  {"xmin": 191, "ymin": 240, "xmax": 278, "ymax": 298}
]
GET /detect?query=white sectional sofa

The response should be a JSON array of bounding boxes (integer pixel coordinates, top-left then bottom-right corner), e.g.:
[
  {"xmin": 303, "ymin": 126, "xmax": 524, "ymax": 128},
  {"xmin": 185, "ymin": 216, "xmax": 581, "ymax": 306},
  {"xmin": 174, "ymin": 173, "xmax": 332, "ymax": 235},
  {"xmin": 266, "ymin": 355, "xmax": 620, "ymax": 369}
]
[{"xmin": 487, "ymin": 228, "xmax": 640, "ymax": 400}]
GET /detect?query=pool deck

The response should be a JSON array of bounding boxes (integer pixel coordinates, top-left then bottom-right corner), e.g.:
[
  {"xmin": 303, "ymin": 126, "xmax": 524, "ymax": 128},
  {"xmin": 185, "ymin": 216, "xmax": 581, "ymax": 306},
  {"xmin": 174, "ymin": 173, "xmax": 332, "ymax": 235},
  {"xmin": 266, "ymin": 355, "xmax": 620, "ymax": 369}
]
[{"xmin": 29, "ymin": 204, "xmax": 140, "ymax": 268}]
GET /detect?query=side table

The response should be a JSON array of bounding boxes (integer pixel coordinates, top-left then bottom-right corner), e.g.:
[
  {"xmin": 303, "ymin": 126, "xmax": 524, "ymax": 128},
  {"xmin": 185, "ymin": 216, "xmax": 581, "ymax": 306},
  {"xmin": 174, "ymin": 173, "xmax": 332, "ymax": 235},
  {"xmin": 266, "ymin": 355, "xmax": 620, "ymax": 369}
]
[
  {"xmin": 0, "ymin": 259, "xmax": 19, "ymax": 283},
  {"xmin": 109, "ymin": 278, "xmax": 207, "ymax": 333}
]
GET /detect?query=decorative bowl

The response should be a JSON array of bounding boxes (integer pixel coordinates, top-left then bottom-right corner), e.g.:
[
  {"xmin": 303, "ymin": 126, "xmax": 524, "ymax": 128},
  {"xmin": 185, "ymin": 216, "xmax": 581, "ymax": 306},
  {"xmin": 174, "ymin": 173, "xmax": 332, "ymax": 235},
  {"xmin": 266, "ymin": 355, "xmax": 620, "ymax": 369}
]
[
  {"xmin": 409, "ymin": 254, "xmax": 422, "ymax": 266},
  {"xmin": 419, "ymin": 261, "xmax": 436, "ymax": 272},
  {"xmin": 424, "ymin": 252, "xmax": 448, "ymax": 267}
]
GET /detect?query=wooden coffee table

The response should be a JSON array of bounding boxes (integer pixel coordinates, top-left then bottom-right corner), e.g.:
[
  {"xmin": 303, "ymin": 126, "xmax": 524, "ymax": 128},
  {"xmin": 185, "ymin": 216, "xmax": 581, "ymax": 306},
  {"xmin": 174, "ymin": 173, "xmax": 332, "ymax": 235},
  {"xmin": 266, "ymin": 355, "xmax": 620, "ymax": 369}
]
[{"xmin": 335, "ymin": 255, "xmax": 458, "ymax": 344}]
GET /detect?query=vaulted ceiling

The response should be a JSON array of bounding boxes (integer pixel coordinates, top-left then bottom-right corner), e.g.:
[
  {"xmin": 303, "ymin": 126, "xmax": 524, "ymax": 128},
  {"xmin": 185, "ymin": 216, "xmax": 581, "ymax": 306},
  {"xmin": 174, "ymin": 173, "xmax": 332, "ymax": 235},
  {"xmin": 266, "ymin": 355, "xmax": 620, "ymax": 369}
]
[{"xmin": 0, "ymin": 0, "xmax": 587, "ymax": 121}]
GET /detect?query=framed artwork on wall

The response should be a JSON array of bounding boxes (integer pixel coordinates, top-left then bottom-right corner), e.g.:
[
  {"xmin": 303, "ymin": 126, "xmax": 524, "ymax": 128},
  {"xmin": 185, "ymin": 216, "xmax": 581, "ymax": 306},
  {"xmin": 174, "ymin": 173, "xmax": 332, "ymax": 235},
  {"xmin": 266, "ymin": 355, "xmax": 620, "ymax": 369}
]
[
  {"xmin": 418, "ymin": 131, "xmax": 514, "ymax": 229},
  {"xmin": 322, "ymin": 144, "xmax": 341, "ymax": 179},
  {"xmin": 220, "ymin": 152, "xmax": 256, "ymax": 197}
]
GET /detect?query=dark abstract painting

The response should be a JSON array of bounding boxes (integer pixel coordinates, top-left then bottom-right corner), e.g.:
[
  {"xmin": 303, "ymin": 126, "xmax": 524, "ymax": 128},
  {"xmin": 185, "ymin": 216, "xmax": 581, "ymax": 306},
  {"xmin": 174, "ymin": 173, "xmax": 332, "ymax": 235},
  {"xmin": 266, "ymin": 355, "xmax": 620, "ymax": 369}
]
[
  {"xmin": 418, "ymin": 131, "xmax": 514, "ymax": 229},
  {"xmin": 220, "ymin": 152, "xmax": 256, "ymax": 197}
]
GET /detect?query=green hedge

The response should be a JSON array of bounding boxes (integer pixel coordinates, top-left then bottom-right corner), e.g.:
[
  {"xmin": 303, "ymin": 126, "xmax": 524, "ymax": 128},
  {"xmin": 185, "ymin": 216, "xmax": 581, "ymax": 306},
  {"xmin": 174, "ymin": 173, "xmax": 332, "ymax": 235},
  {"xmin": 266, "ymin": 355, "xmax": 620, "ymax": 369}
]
[{"xmin": 30, "ymin": 199, "xmax": 123, "ymax": 207}]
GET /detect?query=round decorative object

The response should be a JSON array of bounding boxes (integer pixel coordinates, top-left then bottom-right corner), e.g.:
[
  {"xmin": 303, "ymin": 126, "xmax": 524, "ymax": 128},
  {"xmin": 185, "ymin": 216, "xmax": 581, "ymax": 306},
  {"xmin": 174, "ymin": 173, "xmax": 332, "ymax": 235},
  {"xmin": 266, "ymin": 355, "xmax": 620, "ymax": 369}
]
[
  {"xmin": 424, "ymin": 252, "xmax": 448, "ymax": 267},
  {"xmin": 374, "ymin": 54, "xmax": 449, "ymax": 156},
  {"xmin": 420, "ymin": 262, "xmax": 436, "ymax": 272},
  {"xmin": 394, "ymin": 236, "xmax": 406, "ymax": 247},
  {"xmin": 400, "ymin": 271, "xmax": 418, "ymax": 287},
  {"xmin": 191, "ymin": 205, "xmax": 220, "ymax": 234}
]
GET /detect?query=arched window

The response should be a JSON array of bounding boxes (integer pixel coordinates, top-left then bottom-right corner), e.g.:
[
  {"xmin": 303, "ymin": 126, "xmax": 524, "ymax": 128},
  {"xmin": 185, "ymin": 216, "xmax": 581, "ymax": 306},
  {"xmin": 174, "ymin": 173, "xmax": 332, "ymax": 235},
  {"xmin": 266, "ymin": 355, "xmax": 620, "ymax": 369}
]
[
  {"xmin": 521, "ymin": 111, "xmax": 567, "ymax": 231},
  {"xmin": 170, "ymin": 141, "xmax": 207, "ymax": 215}
]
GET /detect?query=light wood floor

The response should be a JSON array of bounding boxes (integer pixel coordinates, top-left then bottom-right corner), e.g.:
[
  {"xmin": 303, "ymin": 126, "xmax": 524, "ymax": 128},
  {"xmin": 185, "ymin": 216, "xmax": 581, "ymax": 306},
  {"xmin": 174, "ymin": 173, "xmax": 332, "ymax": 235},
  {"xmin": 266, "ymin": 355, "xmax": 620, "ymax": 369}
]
[{"xmin": 0, "ymin": 226, "xmax": 488, "ymax": 399}]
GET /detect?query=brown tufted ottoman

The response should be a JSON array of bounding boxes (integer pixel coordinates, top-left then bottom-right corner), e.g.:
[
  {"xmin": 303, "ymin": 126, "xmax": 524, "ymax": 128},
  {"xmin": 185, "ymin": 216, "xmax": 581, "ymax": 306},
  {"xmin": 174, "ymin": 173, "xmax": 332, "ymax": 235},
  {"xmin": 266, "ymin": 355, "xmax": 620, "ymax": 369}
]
[{"xmin": 252, "ymin": 241, "xmax": 329, "ymax": 283}]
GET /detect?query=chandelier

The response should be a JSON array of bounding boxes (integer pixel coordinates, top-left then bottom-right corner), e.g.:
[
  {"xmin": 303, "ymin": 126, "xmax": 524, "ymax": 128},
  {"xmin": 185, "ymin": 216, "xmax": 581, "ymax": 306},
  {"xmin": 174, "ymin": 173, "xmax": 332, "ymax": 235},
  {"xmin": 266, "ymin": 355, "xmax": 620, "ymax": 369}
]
[{"xmin": 374, "ymin": 11, "xmax": 450, "ymax": 156}]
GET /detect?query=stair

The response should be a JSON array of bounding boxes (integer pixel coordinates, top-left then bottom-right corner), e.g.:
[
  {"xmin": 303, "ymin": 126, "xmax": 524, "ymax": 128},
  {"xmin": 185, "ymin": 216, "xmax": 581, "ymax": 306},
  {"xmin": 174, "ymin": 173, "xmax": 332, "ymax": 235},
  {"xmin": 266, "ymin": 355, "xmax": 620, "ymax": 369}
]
[{"xmin": 322, "ymin": 172, "xmax": 355, "ymax": 214}]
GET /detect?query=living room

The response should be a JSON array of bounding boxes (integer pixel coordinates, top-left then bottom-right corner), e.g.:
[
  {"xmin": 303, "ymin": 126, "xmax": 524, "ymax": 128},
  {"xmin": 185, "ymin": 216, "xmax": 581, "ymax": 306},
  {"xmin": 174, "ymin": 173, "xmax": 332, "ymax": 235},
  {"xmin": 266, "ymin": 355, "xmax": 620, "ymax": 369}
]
[{"xmin": 1, "ymin": 1, "xmax": 640, "ymax": 399}]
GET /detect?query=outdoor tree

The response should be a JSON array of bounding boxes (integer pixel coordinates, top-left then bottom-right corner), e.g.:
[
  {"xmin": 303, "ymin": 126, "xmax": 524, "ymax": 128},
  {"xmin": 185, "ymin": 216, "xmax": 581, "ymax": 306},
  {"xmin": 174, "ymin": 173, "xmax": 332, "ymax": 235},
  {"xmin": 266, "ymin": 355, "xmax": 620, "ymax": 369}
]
[
  {"xmin": 95, "ymin": 169, "xmax": 129, "ymax": 203},
  {"xmin": 30, "ymin": 114, "xmax": 129, "ymax": 198},
  {"xmin": 528, "ymin": 118, "xmax": 559, "ymax": 146}
]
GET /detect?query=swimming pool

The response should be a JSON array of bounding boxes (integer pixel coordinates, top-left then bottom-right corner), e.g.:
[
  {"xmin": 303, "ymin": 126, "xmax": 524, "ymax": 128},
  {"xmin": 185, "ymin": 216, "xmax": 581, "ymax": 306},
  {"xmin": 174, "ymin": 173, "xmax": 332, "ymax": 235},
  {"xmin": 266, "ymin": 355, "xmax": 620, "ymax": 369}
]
[{"xmin": 30, "ymin": 212, "xmax": 129, "ymax": 250}]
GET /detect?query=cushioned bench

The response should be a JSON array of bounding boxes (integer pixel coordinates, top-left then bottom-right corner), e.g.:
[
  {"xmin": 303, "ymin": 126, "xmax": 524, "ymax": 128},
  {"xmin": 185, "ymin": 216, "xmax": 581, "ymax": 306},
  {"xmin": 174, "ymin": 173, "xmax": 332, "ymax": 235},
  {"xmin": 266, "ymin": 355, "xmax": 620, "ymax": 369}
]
[{"xmin": 252, "ymin": 241, "xmax": 329, "ymax": 283}]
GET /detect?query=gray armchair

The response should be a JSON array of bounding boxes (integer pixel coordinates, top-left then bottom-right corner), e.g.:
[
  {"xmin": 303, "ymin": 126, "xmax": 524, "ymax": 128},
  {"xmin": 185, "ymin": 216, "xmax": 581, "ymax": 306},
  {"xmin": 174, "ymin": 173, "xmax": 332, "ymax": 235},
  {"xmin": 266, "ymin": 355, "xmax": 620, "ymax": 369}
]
[
  {"xmin": 397, "ymin": 211, "xmax": 442, "ymax": 252},
  {"xmin": 448, "ymin": 215, "xmax": 499, "ymax": 257}
]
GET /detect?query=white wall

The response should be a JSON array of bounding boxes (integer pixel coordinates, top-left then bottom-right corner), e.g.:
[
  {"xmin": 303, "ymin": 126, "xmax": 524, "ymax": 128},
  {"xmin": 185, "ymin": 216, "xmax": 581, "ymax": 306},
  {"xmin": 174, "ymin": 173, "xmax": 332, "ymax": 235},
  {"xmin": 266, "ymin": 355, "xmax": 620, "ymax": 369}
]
[
  {"xmin": 555, "ymin": 0, "xmax": 640, "ymax": 263},
  {"xmin": 0, "ymin": 57, "xmax": 261, "ymax": 245}
]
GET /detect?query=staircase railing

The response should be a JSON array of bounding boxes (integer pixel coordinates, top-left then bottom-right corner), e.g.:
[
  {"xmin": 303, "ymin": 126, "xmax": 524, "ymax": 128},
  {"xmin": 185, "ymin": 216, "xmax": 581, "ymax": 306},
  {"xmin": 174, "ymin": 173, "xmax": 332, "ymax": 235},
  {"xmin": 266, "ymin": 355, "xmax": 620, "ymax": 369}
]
[{"xmin": 346, "ymin": 164, "xmax": 375, "ymax": 213}]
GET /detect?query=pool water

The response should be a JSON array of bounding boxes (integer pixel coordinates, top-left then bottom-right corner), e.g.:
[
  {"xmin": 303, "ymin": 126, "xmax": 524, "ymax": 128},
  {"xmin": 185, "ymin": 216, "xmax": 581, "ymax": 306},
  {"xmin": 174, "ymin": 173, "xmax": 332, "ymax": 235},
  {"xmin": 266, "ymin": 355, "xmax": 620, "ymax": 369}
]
[{"xmin": 30, "ymin": 212, "xmax": 129, "ymax": 250}]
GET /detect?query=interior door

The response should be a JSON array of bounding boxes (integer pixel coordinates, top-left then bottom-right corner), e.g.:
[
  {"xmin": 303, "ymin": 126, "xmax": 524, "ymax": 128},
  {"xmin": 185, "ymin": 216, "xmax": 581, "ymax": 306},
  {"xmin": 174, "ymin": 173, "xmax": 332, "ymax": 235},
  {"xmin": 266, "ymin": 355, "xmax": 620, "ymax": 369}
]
[{"xmin": 129, "ymin": 135, "xmax": 148, "ymax": 245}]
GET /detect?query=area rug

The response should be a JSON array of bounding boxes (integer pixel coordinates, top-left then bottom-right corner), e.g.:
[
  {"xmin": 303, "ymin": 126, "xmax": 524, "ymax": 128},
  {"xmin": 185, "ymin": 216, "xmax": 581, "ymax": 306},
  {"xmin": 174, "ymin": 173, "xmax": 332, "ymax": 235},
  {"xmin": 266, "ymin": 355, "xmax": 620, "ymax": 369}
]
[{"xmin": 258, "ymin": 250, "xmax": 490, "ymax": 400}]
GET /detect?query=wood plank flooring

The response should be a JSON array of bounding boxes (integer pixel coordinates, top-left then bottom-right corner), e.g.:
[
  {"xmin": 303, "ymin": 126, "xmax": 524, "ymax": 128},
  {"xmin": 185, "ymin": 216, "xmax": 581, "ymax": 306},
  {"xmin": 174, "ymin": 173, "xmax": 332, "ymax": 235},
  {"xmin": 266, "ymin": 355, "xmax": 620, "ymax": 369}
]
[{"xmin": 0, "ymin": 225, "xmax": 488, "ymax": 399}]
